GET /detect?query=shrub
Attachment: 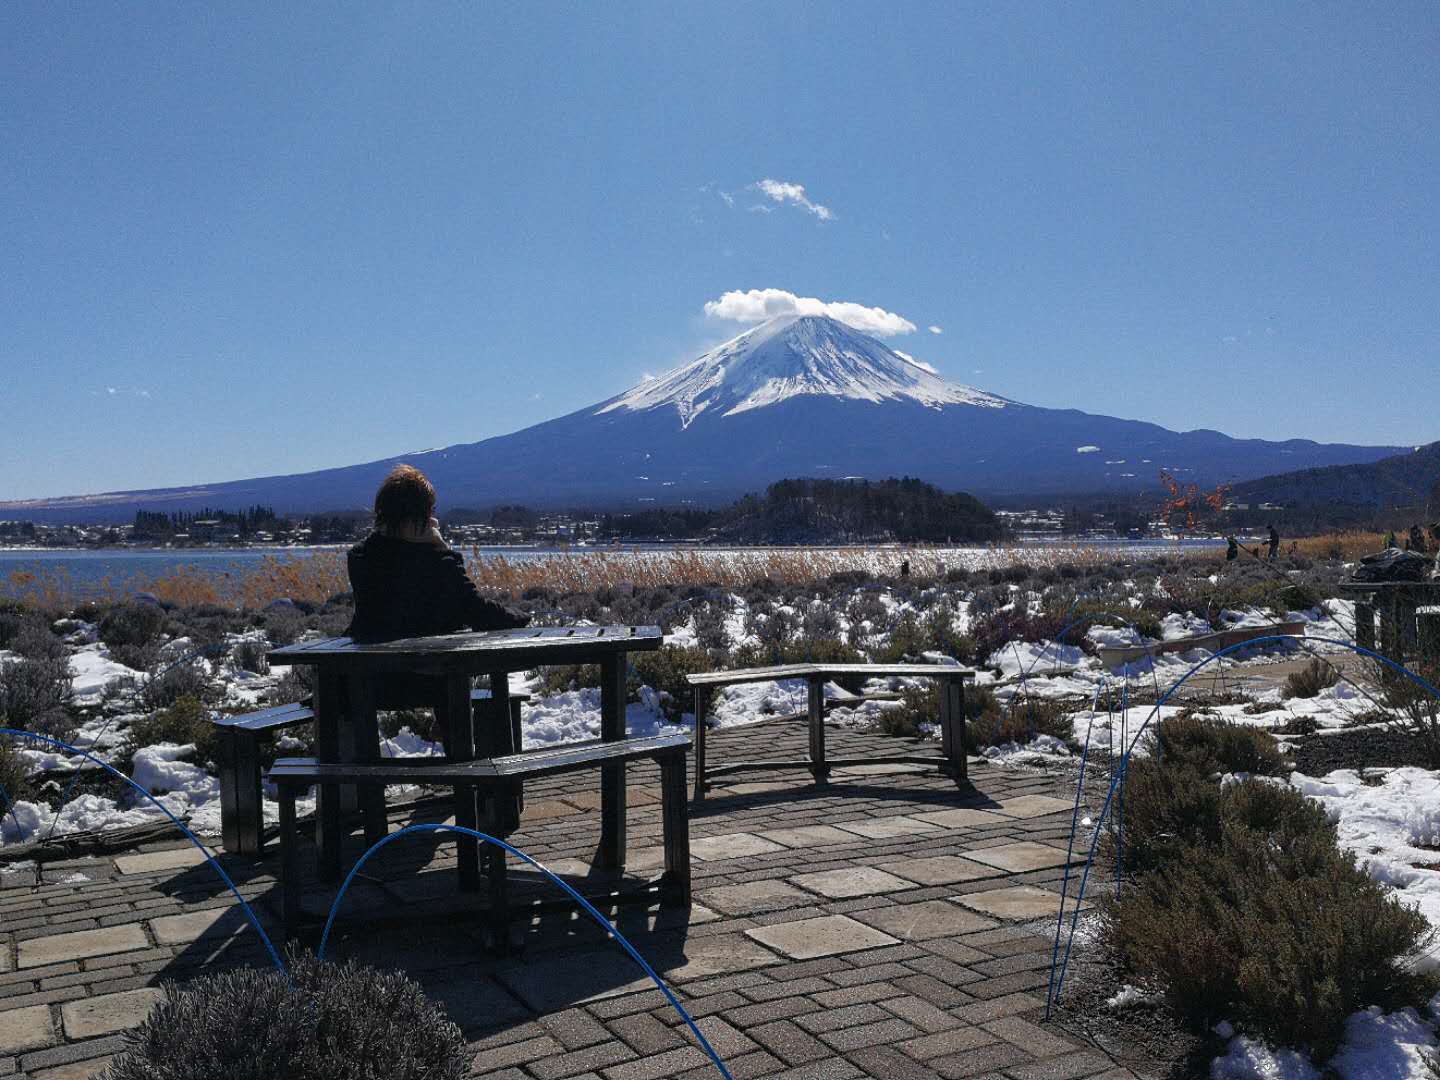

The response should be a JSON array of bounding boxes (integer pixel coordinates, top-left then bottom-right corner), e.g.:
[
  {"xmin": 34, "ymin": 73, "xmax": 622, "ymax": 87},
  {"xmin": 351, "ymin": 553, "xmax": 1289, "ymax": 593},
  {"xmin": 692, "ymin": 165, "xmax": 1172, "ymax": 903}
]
[
  {"xmin": 262, "ymin": 606, "xmax": 307, "ymax": 647},
  {"xmin": 1285, "ymin": 658, "xmax": 1340, "ymax": 699},
  {"xmin": 139, "ymin": 660, "xmax": 214, "ymax": 711},
  {"xmin": 231, "ymin": 639, "xmax": 269, "ymax": 675},
  {"xmin": 98, "ymin": 603, "xmax": 167, "ymax": 649},
  {"xmin": 122, "ymin": 696, "xmax": 220, "ymax": 771},
  {"xmin": 8, "ymin": 618, "xmax": 66, "ymax": 661},
  {"xmin": 966, "ymin": 693, "xmax": 1072, "ymax": 752},
  {"xmin": 1106, "ymin": 787, "xmax": 1437, "ymax": 1057},
  {"xmin": 102, "ymin": 952, "xmax": 466, "ymax": 1080},
  {"xmin": 631, "ymin": 645, "xmax": 713, "ymax": 723},
  {"xmin": 1148, "ymin": 714, "xmax": 1285, "ymax": 779},
  {"xmin": 0, "ymin": 655, "xmax": 73, "ymax": 734},
  {"xmin": 537, "ymin": 664, "xmax": 602, "ymax": 695},
  {"xmin": 270, "ymin": 665, "xmax": 315, "ymax": 705},
  {"xmin": 0, "ymin": 735, "xmax": 31, "ymax": 804}
]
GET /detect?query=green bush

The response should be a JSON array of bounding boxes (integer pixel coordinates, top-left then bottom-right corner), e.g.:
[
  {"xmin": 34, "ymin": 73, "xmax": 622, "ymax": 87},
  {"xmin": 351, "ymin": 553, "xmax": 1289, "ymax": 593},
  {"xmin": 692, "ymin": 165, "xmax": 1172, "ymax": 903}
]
[
  {"xmin": 631, "ymin": 645, "xmax": 713, "ymax": 723},
  {"xmin": 0, "ymin": 735, "xmax": 31, "ymax": 804},
  {"xmin": 99, "ymin": 603, "xmax": 167, "ymax": 649},
  {"xmin": 1106, "ymin": 716, "xmax": 1438, "ymax": 1059},
  {"xmin": 122, "ymin": 696, "xmax": 220, "ymax": 772},
  {"xmin": 1285, "ymin": 658, "xmax": 1340, "ymax": 699},
  {"xmin": 536, "ymin": 664, "xmax": 602, "ymax": 695},
  {"xmin": 8, "ymin": 618, "xmax": 66, "ymax": 661},
  {"xmin": 1107, "ymin": 787, "xmax": 1437, "ymax": 1057},
  {"xmin": 872, "ymin": 683, "xmax": 1070, "ymax": 750},
  {"xmin": 102, "ymin": 952, "xmax": 466, "ymax": 1080}
]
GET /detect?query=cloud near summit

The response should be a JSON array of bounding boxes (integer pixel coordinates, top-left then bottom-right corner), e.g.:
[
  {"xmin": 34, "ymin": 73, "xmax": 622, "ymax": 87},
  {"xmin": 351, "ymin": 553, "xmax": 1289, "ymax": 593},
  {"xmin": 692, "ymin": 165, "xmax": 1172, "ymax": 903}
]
[{"xmin": 703, "ymin": 289, "xmax": 918, "ymax": 337}]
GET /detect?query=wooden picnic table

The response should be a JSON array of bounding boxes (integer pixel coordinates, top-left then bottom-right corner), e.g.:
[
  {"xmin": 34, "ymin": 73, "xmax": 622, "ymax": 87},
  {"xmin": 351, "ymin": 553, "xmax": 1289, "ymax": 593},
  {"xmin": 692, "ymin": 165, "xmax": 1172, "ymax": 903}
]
[{"xmin": 268, "ymin": 625, "xmax": 662, "ymax": 888}]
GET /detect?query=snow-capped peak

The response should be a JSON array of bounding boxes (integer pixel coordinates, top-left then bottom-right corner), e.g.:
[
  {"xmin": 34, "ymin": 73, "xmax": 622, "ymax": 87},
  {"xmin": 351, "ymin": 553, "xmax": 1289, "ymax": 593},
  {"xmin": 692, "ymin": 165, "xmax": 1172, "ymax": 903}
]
[{"xmin": 598, "ymin": 314, "xmax": 1008, "ymax": 427}]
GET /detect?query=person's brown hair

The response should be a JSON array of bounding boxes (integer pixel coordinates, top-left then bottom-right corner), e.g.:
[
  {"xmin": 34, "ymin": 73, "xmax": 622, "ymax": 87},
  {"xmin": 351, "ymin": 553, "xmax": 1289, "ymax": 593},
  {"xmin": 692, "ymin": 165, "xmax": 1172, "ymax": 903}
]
[{"xmin": 373, "ymin": 464, "xmax": 436, "ymax": 531}]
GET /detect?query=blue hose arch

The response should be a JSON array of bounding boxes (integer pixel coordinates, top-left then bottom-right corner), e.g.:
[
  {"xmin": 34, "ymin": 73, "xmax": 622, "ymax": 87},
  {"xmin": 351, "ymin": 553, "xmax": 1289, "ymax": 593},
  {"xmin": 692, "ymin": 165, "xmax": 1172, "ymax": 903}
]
[
  {"xmin": 320, "ymin": 823, "xmax": 734, "ymax": 1079},
  {"xmin": 0, "ymin": 727, "xmax": 289, "ymax": 981},
  {"xmin": 1045, "ymin": 634, "xmax": 1440, "ymax": 1009}
]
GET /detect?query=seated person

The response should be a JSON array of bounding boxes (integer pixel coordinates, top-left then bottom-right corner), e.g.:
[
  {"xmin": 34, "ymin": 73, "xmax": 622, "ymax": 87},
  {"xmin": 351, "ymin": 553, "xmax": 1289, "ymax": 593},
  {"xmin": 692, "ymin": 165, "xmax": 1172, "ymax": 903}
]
[{"xmin": 346, "ymin": 464, "xmax": 529, "ymax": 750}]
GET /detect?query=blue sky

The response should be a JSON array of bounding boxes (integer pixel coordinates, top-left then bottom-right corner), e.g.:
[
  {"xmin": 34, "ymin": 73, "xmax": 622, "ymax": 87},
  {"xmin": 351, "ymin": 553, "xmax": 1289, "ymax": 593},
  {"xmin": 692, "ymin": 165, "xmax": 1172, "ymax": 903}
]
[{"xmin": 2, "ymin": 4, "xmax": 1437, "ymax": 500}]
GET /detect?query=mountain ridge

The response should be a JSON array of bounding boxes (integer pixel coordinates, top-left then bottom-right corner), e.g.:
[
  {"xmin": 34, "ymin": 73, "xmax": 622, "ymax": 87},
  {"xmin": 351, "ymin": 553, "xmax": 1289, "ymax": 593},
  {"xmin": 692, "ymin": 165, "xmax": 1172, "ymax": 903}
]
[{"xmin": 3, "ymin": 315, "xmax": 1414, "ymax": 522}]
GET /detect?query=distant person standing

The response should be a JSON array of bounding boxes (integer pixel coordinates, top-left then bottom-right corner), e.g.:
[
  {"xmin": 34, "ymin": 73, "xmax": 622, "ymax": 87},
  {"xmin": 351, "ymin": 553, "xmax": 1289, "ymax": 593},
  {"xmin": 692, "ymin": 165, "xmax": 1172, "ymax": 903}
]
[
  {"xmin": 1267, "ymin": 524, "xmax": 1280, "ymax": 560},
  {"xmin": 1226, "ymin": 536, "xmax": 1239, "ymax": 561},
  {"xmin": 899, "ymin": 558, "xmax": 911, "ymax": 578}
]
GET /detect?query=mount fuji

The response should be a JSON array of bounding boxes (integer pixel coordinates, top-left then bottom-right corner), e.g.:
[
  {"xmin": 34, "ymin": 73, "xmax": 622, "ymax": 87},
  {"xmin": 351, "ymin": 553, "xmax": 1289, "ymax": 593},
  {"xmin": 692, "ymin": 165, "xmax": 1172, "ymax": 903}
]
[{"xmin": 7, "ymin": 315, "xmax": 1408, "ymax": 521}]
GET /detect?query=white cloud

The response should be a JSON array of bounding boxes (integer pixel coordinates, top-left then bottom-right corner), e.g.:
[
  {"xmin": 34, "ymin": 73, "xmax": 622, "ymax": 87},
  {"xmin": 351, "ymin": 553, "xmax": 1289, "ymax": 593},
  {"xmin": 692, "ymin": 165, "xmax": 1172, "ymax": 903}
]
[
  {"xmin": 1076, "ymin": 445, "xmax": 1101, "ymax": 454},
  {"xmin": 703, "ymin": 288, "xmax": 917, "ymax": 337},
  {"xmin": 928, "ymin": 325, "xmax": 943, "ymax": 335},
  {"xmin": 751, "ymin": 179, "xmax": 834, "ymax": 221},
  {"xmin": 719, "ymin": 190, "xmax": 735, "ymax": 207}
]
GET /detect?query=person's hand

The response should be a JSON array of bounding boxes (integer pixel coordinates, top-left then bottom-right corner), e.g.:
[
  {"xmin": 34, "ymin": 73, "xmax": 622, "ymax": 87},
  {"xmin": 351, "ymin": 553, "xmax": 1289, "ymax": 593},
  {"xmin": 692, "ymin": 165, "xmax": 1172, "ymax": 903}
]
[{"xmin": 423, "ymin": 517, "xmax": 447, "ymax": 548}]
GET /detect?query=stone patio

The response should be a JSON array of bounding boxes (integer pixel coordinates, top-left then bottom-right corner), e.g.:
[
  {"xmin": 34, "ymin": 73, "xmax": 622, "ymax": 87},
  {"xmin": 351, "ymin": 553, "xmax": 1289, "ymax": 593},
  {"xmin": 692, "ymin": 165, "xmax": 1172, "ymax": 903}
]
[{"xmin": 0, "ymin": 722, "xmax": 1136, "ymax": 1079}]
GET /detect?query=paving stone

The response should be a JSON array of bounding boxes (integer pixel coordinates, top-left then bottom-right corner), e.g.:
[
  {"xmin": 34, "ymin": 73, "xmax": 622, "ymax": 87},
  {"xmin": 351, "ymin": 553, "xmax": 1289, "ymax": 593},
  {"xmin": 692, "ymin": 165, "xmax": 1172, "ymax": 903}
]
[
  {"xmin": 113, "ymin": 848, "xmax": 209, "ymax": 876},
  {"xmin": 148, "ymin": 907, "xmax": 252, "ymax": 946},
  {"xmin": 954, "ymin": 886, "xmax": 1080, "ymax": 921},
  {"xmin": 790, "ymin": 866, "xmax": 915, "ymax": 900},
  {"xmin": 522, "ymin": 799, "xmax": 579, "ymax": 821},
  {"xmin": 853, "ymin": 900, "xmax": 997, "ymax": 941},
  {"xmin": 702, "ymin": 879, "xmax": 817, "ymax": 916},
  {"xmin": 691, "ymin": 833, "xmax": 787, "ymax": 861},
  {"xmin": 0, "ymin": 1005, "xmax": 56, "ymax": 1055},
  {"xmin": 877, "ymin": 855, "xmax": 998, "ymax": 886},
  {"xmin": 659, "ymin": 935, "xmax": 782, "ymax": 982},
  {"xmin": 601, "ymin": 1044, "xmax": 710, "ymax": 1079},
  {"xmin": 61, "ymin": 988, "xmax": 163, "ymax": 1039},
  {"xmin": 981, "ymin": 1015, "xmax": 1076, "ymax": 1056},
  {"xmin": 32, "ymin": 1060, "xmax": 113, "ymax": 1080},
  {"xmin": 716, "ymin": 781, "xmax": 796, "ymax": 796},
  {"xmin": 1002, "ymin": 1052, "xmax": 1120, "ymax": 1080},
  {"xmin": 18, "ymin": 926, "xmax": 148, "ymax": 969},
  {"xmin": 959, "ymin": 843, "xmax": 1079, "ymax": 874},
  {"xmin": 748, "ymin": 1019, "xmax": 831, "ymax": 1066},
  {"xmin": 0, "ymin": 948, "xmax": 9, "ymax": 975},
  {"xmin": 833, "ymin": 763, "xmax": 931, "ymax": 776},
  {"xmin": 986, "ymin": 795, "xmax": 1074, "ymax": 819},
  {"xmin": 423, "ymin": 973, "xmax": 531, "ymax": 1031},
  {"xmin": 758, "ymin": 825, "xmax": 860, "ymax": 849},
  {"xmin": 497, "ymin": 950, "xmax": 651, "ymax": 1012},
  {"xmin": 833, "ymin": 816, "xmax": 942, "ymax": 840},
  {"xmin": 911, "ymin": 808, "xmax": 1009, "ymax": 829},
  {"xmin": 746, "ymin": 915, "xmax": 899, "ymax": 961}
]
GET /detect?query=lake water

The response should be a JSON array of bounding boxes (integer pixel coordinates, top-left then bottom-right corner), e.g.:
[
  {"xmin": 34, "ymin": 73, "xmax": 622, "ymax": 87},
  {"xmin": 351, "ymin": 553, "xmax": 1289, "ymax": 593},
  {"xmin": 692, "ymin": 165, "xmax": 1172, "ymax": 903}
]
[{"xmin": 0, "ymin": 538, "xmax": 1225, "ymax": 598}]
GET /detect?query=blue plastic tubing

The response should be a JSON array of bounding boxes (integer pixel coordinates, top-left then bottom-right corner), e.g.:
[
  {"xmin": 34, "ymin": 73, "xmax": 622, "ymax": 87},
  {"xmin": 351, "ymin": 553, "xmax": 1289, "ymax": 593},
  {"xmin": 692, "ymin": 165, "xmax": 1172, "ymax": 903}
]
[
  {"xmin": 0, "ymin": 727, "xmax": 290, "ymax": 982},
  {"xmin": 1049, "ymin": 635, "xmax": 1440, "ymax": 1003},
  {"xmin": 319, "ymin": 823, "xmax": 735, "ymax": 1080}
]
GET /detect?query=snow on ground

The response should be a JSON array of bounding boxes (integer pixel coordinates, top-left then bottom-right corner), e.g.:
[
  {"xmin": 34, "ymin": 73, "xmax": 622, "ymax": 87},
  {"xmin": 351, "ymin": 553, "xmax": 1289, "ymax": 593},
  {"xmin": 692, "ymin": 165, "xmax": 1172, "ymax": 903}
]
[
  {"xmin": 1211, "ymin": 1005, "xmax": 1440, "ymax": 1079},
  {"xmin": 981, "ymin": 735, "xmax": 1071, "ymax": 767},
  {"xmin": 989, "ymin": 640, "xmax": 1086, "ymax": 680},
  {"xmin": 1069, "ymin": 704, "xmax": 1190, "ymax": 757},
  {"xmin": 67, "ymin": 643, "xmax": 141, "ymax": 704},
  {"xmin": 130, "ymin": 744, "xmax": 220, "ymax": 808},
  {"xmin": 519, "ymin": 686, "xmax": 688, "ymax": 749},
  {"xmin": 1161, "ymin": 612, "xmax": 1212, "ymax": 640},
  {"xmin": 1291, "ymin": 767, "xmax": 1440, "ymax": 964}
]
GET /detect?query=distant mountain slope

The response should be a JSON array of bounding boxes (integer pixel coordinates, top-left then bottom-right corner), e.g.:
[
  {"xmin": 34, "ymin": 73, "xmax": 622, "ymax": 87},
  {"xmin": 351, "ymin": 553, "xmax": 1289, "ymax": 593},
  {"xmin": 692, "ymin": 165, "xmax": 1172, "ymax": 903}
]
[
  {"xmin": 3, "ymin": 315, "xmax": 1411, "ymax": 522},
  {"xmin": 1230, "ymin": 441, "xmax": 1440, "ymax": 509}
]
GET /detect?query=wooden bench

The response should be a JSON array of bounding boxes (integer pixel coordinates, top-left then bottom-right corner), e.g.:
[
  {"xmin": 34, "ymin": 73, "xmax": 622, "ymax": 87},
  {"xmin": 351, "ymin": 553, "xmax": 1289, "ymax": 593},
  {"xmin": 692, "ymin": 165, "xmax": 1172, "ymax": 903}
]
[
  {"xmin": 213, "ymin": 689, "xmax": 528, "ymax": 857},
  {"xmin": 267, "ymin": 732, "xmax": 692, "ymax": 948},
  {"xmin": 687, "ymin": 664, "xmax": 974, "ymax": 799}
]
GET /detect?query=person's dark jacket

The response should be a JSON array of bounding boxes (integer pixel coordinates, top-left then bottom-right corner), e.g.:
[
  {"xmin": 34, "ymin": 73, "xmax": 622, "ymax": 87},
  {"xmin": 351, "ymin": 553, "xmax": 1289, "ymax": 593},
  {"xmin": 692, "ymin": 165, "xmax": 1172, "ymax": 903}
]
[{"xmin": 345, "ymin": 532, "xmax": 528, "ymax": 642}]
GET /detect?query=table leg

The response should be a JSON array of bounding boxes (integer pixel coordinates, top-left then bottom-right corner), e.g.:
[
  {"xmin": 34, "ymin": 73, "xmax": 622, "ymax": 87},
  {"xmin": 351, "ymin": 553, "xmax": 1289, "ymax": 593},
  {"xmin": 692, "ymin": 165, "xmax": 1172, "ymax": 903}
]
[
  {"xmin": 598, "ymin": 653, "xmax": 627, "ymax": 870},
  {"xmin": 314, "ymin": 669, "xmax": 345, "ymax": 883},
  {"xmin": 346, "ymin": 673, "xmax": 387, "ymax": 848},
  {"xmin": 488, "ymin": 673, "xmax": 520, "ymax": 835},
  {"xmin": 445, "ymin": 675, "xmax": 481, "ymax": 892},
  {"xmin": 807, "ymin": 674, "xmax": 828, "ymax": 785}
]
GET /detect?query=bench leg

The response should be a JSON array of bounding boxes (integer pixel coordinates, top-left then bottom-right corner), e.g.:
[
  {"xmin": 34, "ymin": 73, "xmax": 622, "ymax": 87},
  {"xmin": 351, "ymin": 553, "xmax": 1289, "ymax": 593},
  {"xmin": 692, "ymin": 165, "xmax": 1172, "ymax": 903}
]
[
  {"xmin": 598, "ymin": 654, "xmax": 627, "ymax": 870},
  {"xmin": 279, "ymin": 783, "xmax": 300, "ymax": 943},
  {"xmin": 692, "ymin": 687, "xmax": 708, "ymax": 801},
  {"xmin": 660, "ymin": 753, "xmax": 691, "ymax": 907},
  {"xmin": 219, "ymin": 730, "xmax": 265, "ymax": 857},
  {"xmin": 939, "ymin": 676, "xmax": 968, "ymax": 785},
  {"xmin": 807, "ymin": 675, "xmax": 828, "ymax": 785},
  {"xmin": 315, "ymin": 671, "xmax": 345, "ymax": 883},
  {"xmin": 486, "ymin": 841, "xmax": 511, "ymax": 955}
]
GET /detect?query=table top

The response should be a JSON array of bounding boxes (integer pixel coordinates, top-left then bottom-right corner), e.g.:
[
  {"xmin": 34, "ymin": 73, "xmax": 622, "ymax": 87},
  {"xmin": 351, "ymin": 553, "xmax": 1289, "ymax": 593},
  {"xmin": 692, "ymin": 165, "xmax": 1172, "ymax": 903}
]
[{"xmin": 269, "ymin": 624, "xmax": 662, "ymax": 672}]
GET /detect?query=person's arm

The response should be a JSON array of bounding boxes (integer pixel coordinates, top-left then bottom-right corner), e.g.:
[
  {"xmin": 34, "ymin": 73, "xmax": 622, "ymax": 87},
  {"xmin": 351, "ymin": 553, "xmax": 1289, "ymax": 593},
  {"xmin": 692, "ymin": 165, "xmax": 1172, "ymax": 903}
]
[{"xmin": 434, "ymin": 548, "xmax": 531, "ymax": 631}]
